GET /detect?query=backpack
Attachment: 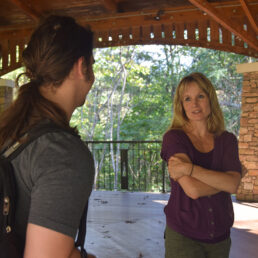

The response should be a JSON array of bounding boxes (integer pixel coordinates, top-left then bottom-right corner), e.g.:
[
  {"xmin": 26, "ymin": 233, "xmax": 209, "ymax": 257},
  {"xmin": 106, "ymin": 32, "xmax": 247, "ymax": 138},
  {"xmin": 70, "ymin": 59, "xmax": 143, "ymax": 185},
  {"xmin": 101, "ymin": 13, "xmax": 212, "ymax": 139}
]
[{"xmin": 0, "ymin": 122, "xmax": 89, "ymax": 258}]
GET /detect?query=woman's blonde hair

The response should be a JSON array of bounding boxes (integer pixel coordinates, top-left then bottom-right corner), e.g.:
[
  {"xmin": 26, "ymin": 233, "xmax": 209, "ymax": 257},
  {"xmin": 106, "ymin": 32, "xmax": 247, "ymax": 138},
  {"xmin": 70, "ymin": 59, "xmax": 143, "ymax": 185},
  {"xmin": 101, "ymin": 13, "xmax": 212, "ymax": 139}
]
[{"xmin": 170, "ymin": 72, "xmax": 225, "ymax": 135}]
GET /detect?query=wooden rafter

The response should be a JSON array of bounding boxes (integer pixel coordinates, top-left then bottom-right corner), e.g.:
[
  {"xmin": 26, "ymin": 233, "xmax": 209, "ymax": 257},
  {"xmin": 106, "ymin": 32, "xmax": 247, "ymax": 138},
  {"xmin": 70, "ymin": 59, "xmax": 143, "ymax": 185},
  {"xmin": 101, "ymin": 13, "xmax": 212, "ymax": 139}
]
[
  {"xmin": 10, "ymin": 0, "xmax": 40, "ymax": 21},
  {"xmin": 101, "ymin": 0, "xmax": 118, "ymax": 12},
  {"xmin": 188, "ymin": 0, "xmax": 258, "ymax": 51},
  {"xmin": 239, "ymin": 0, "xmax": 258, "ymax": 34}
]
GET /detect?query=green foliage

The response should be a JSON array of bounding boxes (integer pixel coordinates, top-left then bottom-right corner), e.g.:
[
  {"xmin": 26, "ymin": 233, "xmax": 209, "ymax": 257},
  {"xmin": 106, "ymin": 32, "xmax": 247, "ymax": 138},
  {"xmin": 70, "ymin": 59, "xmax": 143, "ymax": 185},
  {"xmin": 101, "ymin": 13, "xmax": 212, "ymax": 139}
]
[
  {"xmin": 74, "ymin": 45, "xmax": 252, "ymax": 140},
  {"xmin": 2, "ymin": 46, "xmax": 255, "ymax": 138}
]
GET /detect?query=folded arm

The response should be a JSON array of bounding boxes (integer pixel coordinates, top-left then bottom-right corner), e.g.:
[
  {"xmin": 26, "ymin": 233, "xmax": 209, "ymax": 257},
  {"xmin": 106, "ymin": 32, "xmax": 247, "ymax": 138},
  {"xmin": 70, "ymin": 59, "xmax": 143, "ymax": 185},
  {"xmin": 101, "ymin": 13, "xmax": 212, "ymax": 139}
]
[
  {"xmin": 168, "ymin": 153, "xmax": 220, "ymax": 199},
  {"xmin": 168, "ymin": 153, "xmax": 241, "ymax": 195}
]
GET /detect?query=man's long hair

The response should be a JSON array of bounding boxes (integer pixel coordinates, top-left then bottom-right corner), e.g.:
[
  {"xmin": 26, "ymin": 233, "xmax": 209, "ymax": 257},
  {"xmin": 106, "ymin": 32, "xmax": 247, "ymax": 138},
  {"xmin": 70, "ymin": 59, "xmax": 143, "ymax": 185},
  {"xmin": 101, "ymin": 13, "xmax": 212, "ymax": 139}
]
[{"xmin": 0, "ymin": 15, "xmax": 94, "ymax": 147}]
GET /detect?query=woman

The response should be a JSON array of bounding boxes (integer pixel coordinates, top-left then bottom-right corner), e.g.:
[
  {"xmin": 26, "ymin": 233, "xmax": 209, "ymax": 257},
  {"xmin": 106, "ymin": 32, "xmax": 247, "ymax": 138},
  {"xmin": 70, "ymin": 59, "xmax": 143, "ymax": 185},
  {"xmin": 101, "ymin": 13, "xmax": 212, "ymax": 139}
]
[
  {"xmin": 0, "ymin": 16, "xmax": 96, "ymax": 258},
  {"xmin": 161, "ymin": 72, "xmax": 241, "ymax": 258}
]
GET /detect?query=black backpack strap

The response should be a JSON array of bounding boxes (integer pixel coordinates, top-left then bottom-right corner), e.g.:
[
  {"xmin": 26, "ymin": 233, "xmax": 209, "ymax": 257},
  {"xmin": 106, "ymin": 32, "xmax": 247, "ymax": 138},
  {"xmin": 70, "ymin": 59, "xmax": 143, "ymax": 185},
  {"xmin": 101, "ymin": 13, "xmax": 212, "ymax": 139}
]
[
  {"xmin": 2, "ymin": 121, "xmax": 88, "ymax": 255},
  {"xmin": 75, "ymin": 202, "xmax": 89, "ymax": 257},
  {"xmin": 4, "ymin": 122, "xmax": 79, "ymax": 161}
]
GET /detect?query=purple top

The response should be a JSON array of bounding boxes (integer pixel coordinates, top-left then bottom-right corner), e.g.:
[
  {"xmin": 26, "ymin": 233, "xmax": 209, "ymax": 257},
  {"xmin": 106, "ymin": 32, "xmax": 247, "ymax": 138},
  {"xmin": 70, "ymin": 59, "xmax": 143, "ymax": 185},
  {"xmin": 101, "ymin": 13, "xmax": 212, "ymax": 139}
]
[{"xmin": 160, "ymin": 129, "xmax": 241, "ymax": 243}]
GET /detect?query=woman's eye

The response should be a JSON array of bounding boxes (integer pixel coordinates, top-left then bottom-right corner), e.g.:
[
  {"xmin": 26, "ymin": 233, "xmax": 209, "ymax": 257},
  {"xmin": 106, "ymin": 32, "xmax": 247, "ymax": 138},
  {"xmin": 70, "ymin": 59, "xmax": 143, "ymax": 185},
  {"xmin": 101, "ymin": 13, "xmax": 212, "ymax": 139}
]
[
  {"xmin": 184, "ymin": 97, "xmax": 191, "ymax": 101},
  {"xmin": 198, "ymin": 94, "xmax": 205, "ymax": 99}
]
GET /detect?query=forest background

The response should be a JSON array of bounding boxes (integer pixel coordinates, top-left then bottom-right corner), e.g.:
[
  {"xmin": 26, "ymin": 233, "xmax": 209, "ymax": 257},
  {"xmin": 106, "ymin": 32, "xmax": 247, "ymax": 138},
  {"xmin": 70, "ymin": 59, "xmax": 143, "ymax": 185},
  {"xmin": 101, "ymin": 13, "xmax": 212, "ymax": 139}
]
[{"xmin": 3, "ymin": 45, "xmax": 256, "ymax": 191}]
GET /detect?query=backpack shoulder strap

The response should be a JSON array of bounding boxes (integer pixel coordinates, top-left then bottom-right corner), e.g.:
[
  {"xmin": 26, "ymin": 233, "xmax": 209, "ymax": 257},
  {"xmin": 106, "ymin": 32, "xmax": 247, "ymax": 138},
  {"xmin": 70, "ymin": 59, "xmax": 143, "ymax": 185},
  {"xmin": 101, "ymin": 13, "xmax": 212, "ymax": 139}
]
[
  {"xmin": 2, "ymin": 121, "xmax": 88, "ymax": 255},
  {"xmin": 3, "ymin": 121, "xmax": 78, "ymax": 160}
]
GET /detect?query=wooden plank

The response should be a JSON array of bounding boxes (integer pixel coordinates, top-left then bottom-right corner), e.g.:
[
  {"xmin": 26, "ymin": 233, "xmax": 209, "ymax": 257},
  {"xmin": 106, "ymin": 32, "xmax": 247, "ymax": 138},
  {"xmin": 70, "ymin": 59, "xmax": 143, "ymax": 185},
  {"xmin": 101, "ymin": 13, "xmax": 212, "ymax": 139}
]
[
  {"xmin": 131, "ymin": 27, "xmax": 141, "ymax": 43},
  {"xmin": 186, "ymin": 22, "xmax": 196, "ymax": 41},
  {"xmin": 94, "ymin": 31, "xmax": 105, "ymax": 48},
  {"xmin": 188, "ymin": 0, "xmax": 258, "ymax": 51},
  {"xmin": 220, "ymin": 26, "xmax": 231, "ymax": 46},
  {"xmin": 110, "ymin": 29, "xmax": 120, "ymax": 45},
  {"xmin": 234, "ymin": 35, "xmax": 244, "ymax": 48},
  {"xmin": 113, "ymin": 28, "xmax": 132, "ymax": 46},
  {"xmin": 0, "ymin": 40, "xmax": 9, "ymax": 70},
  {"xmin": 239, "ymin": 0, "xmax": 258, "ymax": 34},
  {"xmin": 210, "ymin": 20, "xmax": 219, "ymax": 44},
  {"xmin": 9, "ymin": 41, "xmax": 16, "ymax": 67},
  {"xmin": 175, "ymin": 22, "xmax": 184, "ymax": 40},
  {"xmin": 101, "ymin": 0, "xmax": 117, "ymax": 12},
  {"xmin": 9, "ymin": 0, "xmax": 40, "ymax": 21},
  {"xmin": 163, "ymin": 24, "xmax": 173, "ymax": 40},
  {"xmin": 141, "ymin": 25, "xmax": 151, "ymax": 43},
  {"xmin": 198, "ymin": 20, "xmax": 207, "ymax": 42},
  {"xmin": 99, "ymin": 31, "xmax": 110, "ymax": 48},
  {"xmin": 152, "ymin": 24, "xmax": 163, "ymax": 40},
  {"xmin": 83, "ymin": 191, "xmax": 258, "ymax": 258},
  {"xmin": 18, "ymin": 40, "xmax": 25, "ymax": 63}
]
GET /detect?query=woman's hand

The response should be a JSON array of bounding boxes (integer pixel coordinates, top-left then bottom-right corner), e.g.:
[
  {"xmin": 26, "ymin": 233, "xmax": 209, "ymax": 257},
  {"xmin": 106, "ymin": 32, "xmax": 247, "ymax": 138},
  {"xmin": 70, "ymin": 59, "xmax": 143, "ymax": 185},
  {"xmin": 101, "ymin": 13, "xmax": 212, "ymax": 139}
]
[{"xmin": 168, "ymin": 156, "xmax": 192, "ymax": 180}]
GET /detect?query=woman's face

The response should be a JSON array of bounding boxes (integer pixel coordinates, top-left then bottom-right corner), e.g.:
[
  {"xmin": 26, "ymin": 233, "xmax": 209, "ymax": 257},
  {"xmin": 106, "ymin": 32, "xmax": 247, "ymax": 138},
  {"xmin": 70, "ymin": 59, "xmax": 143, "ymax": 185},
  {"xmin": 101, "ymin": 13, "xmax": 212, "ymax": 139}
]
[{"xmin": 181, "ymin": 81, "xmax": 211, "ymax": 123}]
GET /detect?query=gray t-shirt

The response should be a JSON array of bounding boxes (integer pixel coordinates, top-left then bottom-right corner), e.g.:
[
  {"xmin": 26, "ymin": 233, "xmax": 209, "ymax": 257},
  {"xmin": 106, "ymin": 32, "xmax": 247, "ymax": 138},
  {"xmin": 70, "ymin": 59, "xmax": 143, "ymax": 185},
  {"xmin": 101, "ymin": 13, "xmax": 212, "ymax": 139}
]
[{"xmin": 12, "ymin": 130, "xmax": 95, "ymax": 244}]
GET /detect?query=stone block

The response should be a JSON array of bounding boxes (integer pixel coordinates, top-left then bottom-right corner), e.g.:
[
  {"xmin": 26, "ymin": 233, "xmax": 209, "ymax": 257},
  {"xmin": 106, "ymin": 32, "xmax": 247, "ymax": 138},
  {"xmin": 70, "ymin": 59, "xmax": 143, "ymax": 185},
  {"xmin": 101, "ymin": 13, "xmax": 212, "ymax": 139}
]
[
  {"xmin": 239, "ymin": 142, "xmax": 249, "ymax": 148},
  {"xmin": 248, "ymin": 119, "xmax": 258, "ymax": 124},
  {"xmin": 245, "ymin": 194, "xmax": 254, "ymax": 201},
  {"xmin": 239, "ymin": 149, "xmax": 254, "ymax": 155},
  {"xmin": 245, "ymin": 162, "xmax": 258, "ymax": 169},
  {"xmin": 244, "ymin": 182, "xmax": 253, "ymax": 190},
  {"xmin": 236, "ymin": 193, "xmax": 245, "ymax": 201},
  {"xmin": 240, "ymin": 118, "xmax": 249, "ymax": 126},
  {"xmin": 239, "ymin": 127, "xmax": 248, "ymax": 134},
  {"xmin": 254, "ymin": 185, "xmax": 258, "ymax": 194},
  {"xmin": 254, "ymin": 195, "xmax": 258, "ymax": 202},
  {"xmin": 246, "ymin": 97, "xmax": 257, "ymax": 103},
  {"xmin": 243, "ymin": 134, "xmax": 252, "ymax": 142},
  {"xmin": 249, "ymin": 112, "xmax": 258, "ymax": 118},
  {"xmin": 242, "ymin": 92, "xmax": 258, "ymax": 97},
  {"xmin": 248, "ymin": 170, "xmax": 258, "ymax": 176},
  {"xmin": 241, "ymin": 176, "xmax": 252, "ymax": 183}
]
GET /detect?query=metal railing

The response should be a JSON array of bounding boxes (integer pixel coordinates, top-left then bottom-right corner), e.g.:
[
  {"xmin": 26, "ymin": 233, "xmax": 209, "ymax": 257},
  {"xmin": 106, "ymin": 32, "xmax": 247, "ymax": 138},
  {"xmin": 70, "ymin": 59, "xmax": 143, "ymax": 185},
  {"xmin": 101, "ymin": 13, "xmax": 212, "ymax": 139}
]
[{"xmin": 85, "ymin": 140, "xmax": 170, "ymax": 192}]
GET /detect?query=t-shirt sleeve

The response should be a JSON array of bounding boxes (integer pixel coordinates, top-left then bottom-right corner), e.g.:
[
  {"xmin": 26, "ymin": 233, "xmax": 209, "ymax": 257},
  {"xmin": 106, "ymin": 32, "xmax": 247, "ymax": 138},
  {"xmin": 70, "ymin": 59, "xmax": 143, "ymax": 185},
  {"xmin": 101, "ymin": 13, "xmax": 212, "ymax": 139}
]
[
  {"xmin": 28, "ymin": 132, "xmax": 95, "ymax": 238},
  {"xmin": 222, "ymin": 132, "xmax": 242, "ymax": 174},
  {"xmin": 160, "ymin": 130, "xmax": 189, "ymax": 162}
]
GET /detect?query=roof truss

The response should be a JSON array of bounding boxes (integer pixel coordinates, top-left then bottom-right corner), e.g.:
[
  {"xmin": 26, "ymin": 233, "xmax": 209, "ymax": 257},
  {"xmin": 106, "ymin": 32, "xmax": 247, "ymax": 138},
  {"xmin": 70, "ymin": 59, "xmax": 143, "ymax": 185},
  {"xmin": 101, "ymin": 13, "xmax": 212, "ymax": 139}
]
[{"xmin": 0, "ymin": 0, "xmax": 257, "ymax": 76}]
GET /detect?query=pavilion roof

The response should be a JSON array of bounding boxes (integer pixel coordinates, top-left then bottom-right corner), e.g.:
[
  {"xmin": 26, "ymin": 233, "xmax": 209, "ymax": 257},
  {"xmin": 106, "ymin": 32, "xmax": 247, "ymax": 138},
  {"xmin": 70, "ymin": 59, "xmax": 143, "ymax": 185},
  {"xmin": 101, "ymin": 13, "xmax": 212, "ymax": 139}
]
[{"xmin": 0, "ymin": 0, "xmax": 257, "ymax": 75}]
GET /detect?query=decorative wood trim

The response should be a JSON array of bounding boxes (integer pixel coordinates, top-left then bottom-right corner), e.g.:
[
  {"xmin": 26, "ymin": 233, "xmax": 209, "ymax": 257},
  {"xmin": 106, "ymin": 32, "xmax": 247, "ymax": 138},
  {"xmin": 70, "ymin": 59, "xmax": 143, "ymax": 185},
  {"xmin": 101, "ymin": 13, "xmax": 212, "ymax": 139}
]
[
  {"xmin": 239, "ymin": 0, "xmax": 258, "ymax": 34},
  {"xmin": 101, "ymin": 0, "xmax": 117, "ymax": 12},
  {"xmin": 10, "ymin": 0, "xmax": 40, "ymax": 21},
  {"xmin": 188, "ymin": 0, "xmax": 258, "ymax": 51}
]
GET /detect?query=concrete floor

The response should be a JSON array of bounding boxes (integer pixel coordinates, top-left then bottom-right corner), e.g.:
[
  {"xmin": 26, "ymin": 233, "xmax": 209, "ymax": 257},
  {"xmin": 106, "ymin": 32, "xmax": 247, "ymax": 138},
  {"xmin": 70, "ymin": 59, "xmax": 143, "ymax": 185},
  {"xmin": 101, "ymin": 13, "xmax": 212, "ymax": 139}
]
[{"xmin": 85, "ymin": 191, "xmax": 258, "ymax": 258}]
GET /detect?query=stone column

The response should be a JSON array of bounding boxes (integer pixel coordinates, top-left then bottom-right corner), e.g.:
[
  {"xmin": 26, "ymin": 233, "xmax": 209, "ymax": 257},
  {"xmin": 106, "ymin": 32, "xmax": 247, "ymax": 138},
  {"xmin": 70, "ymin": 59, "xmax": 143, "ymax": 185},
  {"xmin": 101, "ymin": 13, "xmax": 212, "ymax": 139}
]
[
  {"xmin": 0, "ymin": 78, "xmax": 15, "ymax": 113},
  {"xmin": 236, "ymin": 62, "xmax": 258, "ymax": 202}
]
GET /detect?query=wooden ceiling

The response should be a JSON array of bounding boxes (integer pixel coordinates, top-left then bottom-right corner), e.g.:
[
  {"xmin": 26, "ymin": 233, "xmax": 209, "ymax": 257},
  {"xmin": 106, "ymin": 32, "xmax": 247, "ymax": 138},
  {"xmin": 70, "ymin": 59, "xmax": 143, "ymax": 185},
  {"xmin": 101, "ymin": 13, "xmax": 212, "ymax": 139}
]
[{"xmin": 0, "ymin": 0, "xmax": 258, "ymax": 76}]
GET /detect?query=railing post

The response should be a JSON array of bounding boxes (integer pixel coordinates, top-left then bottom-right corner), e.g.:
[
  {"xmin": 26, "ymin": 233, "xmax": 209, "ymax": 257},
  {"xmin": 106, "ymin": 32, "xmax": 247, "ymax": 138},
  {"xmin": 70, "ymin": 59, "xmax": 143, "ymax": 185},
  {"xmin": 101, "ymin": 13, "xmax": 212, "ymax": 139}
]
[{"xmin": 120, "ymin": 149, "xmax": 129, "ymax": 190}]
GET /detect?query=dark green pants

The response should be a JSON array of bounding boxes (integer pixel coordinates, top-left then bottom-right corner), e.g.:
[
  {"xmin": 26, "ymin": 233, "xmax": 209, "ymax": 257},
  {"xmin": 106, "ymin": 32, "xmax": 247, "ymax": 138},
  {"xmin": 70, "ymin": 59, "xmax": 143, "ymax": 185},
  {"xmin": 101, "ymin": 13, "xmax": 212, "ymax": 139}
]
[{"xmin": 165, "ymin": 226, "xmax": 231, "ymax": 258}]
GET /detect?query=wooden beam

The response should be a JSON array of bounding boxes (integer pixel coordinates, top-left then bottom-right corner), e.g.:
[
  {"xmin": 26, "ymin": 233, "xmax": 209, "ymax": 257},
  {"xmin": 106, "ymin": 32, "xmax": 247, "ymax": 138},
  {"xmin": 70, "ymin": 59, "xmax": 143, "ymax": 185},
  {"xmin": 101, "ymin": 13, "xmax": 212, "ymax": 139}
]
[
  {"xmin": 10, "ymin": 0, "xmax": 40, "ymax": 21},
  {"xmin": 239, "ymin": 0, "xmax": 258, "ymax": 34},
  {"xmin": 101, "ymin": 0, "xmax": 117, "ymax": 12},
  {"xmin": 188, "ymin": 0, "xmax": 258, "ymax": 51}
]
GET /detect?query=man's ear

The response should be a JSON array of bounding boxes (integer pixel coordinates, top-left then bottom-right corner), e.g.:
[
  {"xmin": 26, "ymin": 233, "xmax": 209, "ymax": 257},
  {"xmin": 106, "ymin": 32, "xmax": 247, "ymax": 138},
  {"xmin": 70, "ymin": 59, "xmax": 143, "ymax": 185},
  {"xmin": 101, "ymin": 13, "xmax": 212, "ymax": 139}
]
[{"xmin": 74, "ymin": 56, "xmax": 86, "ymax": 79}]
